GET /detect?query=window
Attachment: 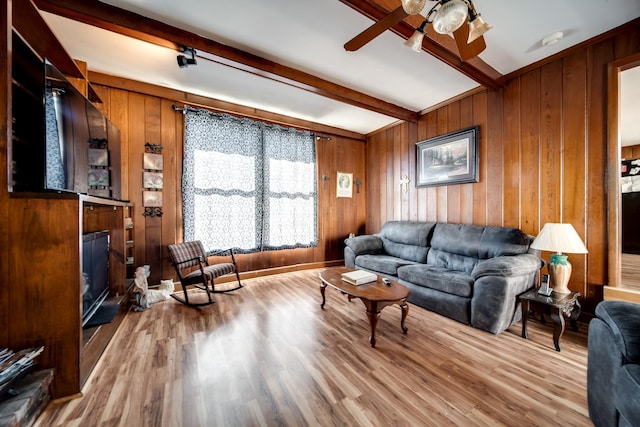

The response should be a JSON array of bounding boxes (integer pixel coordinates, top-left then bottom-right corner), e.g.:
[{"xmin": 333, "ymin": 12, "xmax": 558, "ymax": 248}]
[{"xmin": 183, "ymin": 108, "xmax": 318, "ymax": 253}]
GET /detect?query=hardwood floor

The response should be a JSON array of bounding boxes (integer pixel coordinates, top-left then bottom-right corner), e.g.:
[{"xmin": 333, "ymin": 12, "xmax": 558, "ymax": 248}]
[
  {"xmin": 621, "ymin": 253, "xmax": 640, "ymax": 291},
  {"xmin": 35, "ymin": 269, "xmax": 591, "ymax": 426}
]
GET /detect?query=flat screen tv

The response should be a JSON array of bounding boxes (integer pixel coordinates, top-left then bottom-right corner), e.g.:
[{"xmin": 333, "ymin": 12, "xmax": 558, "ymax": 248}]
[
  {"xmin": 82, "ymin": 230, "xmax": 110, "ymax": 326},
  {"xmin": 44, "ymin": 60, "xmax": 122, "ymax": 199}
]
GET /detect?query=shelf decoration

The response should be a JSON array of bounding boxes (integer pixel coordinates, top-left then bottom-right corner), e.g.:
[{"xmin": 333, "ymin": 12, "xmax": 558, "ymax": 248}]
[
  {"xmin": 143, "ymin": 143, "xmax": 163, "ymax": 217},
  {"xmin": 87, "ymin": 138, "xmax": 110, "ymax": 198}
]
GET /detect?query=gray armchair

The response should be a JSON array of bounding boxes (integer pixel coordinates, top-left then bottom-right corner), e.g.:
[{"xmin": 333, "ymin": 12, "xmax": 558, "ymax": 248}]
[{"xmin": 587, "ymin": 300, "xmax": 640, "ymax": 427}]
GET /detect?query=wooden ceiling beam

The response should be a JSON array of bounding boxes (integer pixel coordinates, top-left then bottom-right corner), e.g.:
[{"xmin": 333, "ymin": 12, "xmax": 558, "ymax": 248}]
[
  {"xmin": 34, "ymin": 0, "xmax": 419, "ymax": 123},
  {"xmin": 338, "ymin": 0, "xmax": 504, "ymax": 90}
]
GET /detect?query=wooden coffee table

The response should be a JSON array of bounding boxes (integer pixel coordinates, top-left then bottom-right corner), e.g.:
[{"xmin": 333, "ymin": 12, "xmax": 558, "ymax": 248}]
[{"xmin": 319, "ymin": 267, "xmax": 410, "ymax": 348}]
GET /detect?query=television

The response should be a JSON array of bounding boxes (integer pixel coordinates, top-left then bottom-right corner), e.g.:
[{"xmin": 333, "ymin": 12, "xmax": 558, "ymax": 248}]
[
  {"xmin": 10, "ymin": 32, "xmax": 122, "ymax": 199},
  {"xmin": 82, "ymin": 230, "xmax": 110, "ymax": 326},
  {"xmin": 44, "ymin": 61, "xmax": 122, "ymax": 199}
]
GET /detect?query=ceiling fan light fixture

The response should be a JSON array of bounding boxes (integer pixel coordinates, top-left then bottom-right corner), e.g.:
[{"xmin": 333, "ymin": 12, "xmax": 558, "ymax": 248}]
[
  {"xmin": 467, "ymin": 14, "xmax": 492, "ymax": 43},
  {"xmin": 401, "ymin": 0, "xmax": 427, "ymax": 15},
  {"xmin": 432, "ymin": 0, "xmax": 469, "ymax": 35},
  {"xmin": 404, "ymin": 20, "xmax": 428, "ymax": 52}
]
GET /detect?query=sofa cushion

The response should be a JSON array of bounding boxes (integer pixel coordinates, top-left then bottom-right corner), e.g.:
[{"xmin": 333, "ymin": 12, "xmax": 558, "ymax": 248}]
[
  {"xmin": 355, "ymin": 254, "xmax": 417, "ymax": 276},
  {"xmin": 379, "ymin": 221, "xmax": 435, "ymax": 263},
  {"xmin": 344, "ymin": 235, "xmax": 383, "ymax": 255},
  {"xmin": 430, "ymin": 223, "xmax": 530, "ymax": 259},
  {"xmin": 397, "ymin": 264, "xmax": 473, "ymax": 298}
]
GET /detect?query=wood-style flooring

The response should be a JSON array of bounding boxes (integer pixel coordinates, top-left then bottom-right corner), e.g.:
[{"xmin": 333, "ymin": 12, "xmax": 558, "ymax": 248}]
[
  {"xmin": 35, "ymin": 269, "xmax": 591, "ymax": 426},
  {"xmin": 621, "ymin": 253, "xmax": 640, "ymax": 291}
]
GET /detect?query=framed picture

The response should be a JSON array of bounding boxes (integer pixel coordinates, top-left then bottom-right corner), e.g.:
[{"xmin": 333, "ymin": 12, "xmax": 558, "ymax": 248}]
[
  {"xmin": 416, "ymin": 126, "xmax": 479, "ymax": 187},
  {"xmin": 87, "ymin": 168, "xmax": 110, "ymax": 187},
  {"xmin": 143, "ymin": 191, "xmax": 163, "ymax": 207},
  {"xmin": 336, "ymin": 172, "xmax": 353, "ymax": 198},
  {"xmin": 143, "ymin": 172, "xmax": 163, "ymax": 189},
  {"xmin": 143, "ymin": 152, "xmax": 163, "ymax": 171},
  {"xmin": 88, "ymin": 148, "xmax": 109, "ymax": 167}
]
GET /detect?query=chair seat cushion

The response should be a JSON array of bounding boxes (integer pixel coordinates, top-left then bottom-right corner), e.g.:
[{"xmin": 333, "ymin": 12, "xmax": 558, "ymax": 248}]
[{"xmin": 184, "ymin": 263, "xmax": 236, "ymax": 282}]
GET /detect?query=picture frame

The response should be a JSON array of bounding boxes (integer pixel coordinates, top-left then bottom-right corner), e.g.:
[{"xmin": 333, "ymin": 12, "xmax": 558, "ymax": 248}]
[
  {"xmin": 336, "ymin": 172, "xmax": 353, "ymax": 198},
  {"xmin": 143, "ymin": 171, "xmax": 163, "ymax": 189},
  {"xmin": 143, "ymin": 152, "xmax": 163, "ymax": 171},
  {"xmin": 415, "ymin": 126, "xmax": 479, "ymax": 187},
  {"xmin": 87, "ymin": 168, "xmax": 110, "ymax": 187},
  {"xmin": 88, "ymin": 148, "xmax": 109, "ymax": 167},
  {"xmin": 143, "ymin": 191, "xmax": 163, "ymax": 207}
]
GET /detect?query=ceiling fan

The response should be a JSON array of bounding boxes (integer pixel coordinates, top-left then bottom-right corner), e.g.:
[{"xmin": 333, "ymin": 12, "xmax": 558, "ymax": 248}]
[{"xmin": 344, "ymin": 0, "xmax": 492, "ymax": 61}]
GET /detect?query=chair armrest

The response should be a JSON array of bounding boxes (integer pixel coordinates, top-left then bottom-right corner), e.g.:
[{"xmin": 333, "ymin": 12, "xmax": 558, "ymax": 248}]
[
  {"xmin": 208, "ymin": 248, "xmax": 234, "ymax": 257},
  {"xmin": 471, "ymin": 254, "xmax": 543, "ymax": 280},
  {"xmin": 344, "ymin": 235, "xmax": 383, "ymax": 256}
]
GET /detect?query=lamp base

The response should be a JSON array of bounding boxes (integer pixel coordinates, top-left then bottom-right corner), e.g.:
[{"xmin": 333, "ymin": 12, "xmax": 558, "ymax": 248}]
[{"xmin": 548, "ymin": 254, "xmax": 572, "ymax": 294}]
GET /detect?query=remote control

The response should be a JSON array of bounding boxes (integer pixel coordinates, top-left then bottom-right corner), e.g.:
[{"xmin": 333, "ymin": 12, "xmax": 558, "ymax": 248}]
[{"xmin": 382, "ymin": 278, "xmax": 391, "ymax": 286}]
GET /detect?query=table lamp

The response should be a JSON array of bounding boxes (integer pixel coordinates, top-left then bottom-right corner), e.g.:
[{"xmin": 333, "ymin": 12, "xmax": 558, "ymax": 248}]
[{"xmin": 530, "ymin": 223, "xmax": 588, "ymax": 294}]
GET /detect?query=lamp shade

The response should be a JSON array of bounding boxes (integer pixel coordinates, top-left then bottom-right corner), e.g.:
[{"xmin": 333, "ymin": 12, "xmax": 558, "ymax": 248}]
[
  {"xmin": 530, "ymin": 223, "xmax": 588, "ymax": 254},
  {"xmin": 404, "ymin": 28, "xmax": 426, "ymax": 52},
  {"xmin": 401, "ymin": 0, "xmax": 427, "ymax": 15},
  {"xmin": 432, "ymin": 0, "xmax": 469, "ymax": 35},
  {"xmin": 467, "ymin": 15, "xmax": 492, "ymax": 42}
]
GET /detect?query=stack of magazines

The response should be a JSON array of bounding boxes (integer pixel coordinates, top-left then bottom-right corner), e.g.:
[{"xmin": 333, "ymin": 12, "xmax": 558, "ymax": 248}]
[{"xmin": 0, "ymin": 346, "xmax": 44, "ymax": 399}]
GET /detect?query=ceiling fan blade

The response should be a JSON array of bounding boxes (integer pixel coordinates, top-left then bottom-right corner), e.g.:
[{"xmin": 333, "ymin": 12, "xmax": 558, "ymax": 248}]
[
  {"xmin": 344, "ymin": 6, "xmax": 409, "ymax": 51},
  {"xmin": 452, "ymin": 23, "xmax": 486, "ymax": 61}
]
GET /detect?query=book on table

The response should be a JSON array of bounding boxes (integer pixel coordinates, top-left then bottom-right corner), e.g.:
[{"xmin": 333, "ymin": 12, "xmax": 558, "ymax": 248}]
[{"xmin": 341, "ymin": 270, "xmax": 377, "ymax": 285}]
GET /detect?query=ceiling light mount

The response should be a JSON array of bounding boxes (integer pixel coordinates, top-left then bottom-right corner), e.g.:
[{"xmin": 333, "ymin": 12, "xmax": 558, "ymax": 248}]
[
  {"xmin": 177, "ymin": 46, "xmax": 197, "ymax": 68},
  {"xmin": 406, "ymin": 0, "xmax": 491, "ymax": 54}
]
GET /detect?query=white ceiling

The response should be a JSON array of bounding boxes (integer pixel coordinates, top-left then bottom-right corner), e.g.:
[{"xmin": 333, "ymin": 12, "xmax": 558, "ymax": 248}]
[{"xmin": 41, "ymin": 0, "xmax": 640, "ymax": 136}]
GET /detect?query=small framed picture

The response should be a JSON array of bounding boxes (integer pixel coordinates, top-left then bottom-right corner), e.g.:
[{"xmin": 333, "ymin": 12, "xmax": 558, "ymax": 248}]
[
  {"xmin": 88, "ymin": 168, "xmax": 109, "ymax": 187},
  {"xmin": 143, "ymin": 191, "xmax": 162, "ymax": 207},
  {"xmin": 143, "ymin": 153, "xmax": 163, "ymax": 171},
  {"xmin": 143, "ymin": 172, "xmax": 163, "ymax": 189},
  {"xmin": 88, "ymin": 148, "xmax": 109, "ymax": 167},
  {"xmin": 337, "ymin": 172, "xmax": 353, "ymax": 198}
]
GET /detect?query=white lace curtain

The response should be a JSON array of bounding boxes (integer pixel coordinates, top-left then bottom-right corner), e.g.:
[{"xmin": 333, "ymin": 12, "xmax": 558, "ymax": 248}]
[{"xmin": 183, "ymin": 108, "xmax": 318, "ymax": 253}]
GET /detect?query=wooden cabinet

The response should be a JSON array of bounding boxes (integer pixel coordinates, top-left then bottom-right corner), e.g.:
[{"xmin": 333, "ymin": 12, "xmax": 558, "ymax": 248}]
[{"xmin": 8, "ymin": 194, "xmax": 132, "ymax": 398}]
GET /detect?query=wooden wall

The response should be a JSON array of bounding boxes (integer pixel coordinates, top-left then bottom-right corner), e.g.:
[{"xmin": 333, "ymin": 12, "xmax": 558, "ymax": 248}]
[
  {"xmin": 365, "ymin": 25, "xmax": 640, "ymax": 313},
  {"xmin": 90, "ymin": 82, "xmax": 367, "ymax": 285},
  {"xmin": 622, "ymin": 143, "xmax": 640, "ymax": 159}
]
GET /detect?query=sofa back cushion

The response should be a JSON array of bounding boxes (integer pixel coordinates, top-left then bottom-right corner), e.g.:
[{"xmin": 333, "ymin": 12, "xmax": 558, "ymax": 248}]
[
  {"xmin": 427, "ymin": 223, "xmax": 531, "ymax": 274},
  {"xmin": 379, "ymin": 221, "xmax": 436, "ymax": 263}
]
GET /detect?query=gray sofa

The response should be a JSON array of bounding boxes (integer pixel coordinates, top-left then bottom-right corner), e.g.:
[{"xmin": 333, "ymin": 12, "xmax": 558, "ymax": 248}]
[
  {"xmin": 344, "ymin": 221, "xmax": 543, "ymax": 334},
  {"xmin": 588, "ymin": 300, "xmax": 640, "ymax": 427}
]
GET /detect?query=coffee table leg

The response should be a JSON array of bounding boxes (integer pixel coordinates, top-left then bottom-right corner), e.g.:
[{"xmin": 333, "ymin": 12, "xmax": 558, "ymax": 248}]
[
  {"xmin": 400, "ymin": 301, "xmax": 409, "ymax": 334},
  {"xmin": 365, "ymin": 301, "xmax": 380, "ymax": 348},
  {"xmin": 320, "ymin": 282, "xmax": 327, "ymax": 309}
]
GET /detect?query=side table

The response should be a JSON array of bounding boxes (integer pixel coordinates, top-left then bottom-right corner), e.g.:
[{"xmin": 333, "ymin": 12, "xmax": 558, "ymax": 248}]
[{"xmin": 520, "ymin": 289, "xmax": 581, "ymax": 351}]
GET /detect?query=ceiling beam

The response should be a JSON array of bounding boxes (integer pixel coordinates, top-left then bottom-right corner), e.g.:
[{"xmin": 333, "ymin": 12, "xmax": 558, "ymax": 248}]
[
  {"xmin": 338, "ymin": 0, "xmax": 504, "ymax": 90},
  {"xmin": 34, "ymin": 0, "xmax": 419, "ymax": 123}
]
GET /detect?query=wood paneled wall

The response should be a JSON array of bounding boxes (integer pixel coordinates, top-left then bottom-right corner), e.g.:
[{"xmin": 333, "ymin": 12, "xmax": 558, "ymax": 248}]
[
  {"xmin": 91, "ymin": 84, "xmax": 366, "ymax": 285},
  {"xmin": 366, "ymin": 26, "xmax": 640, "ymax": 313},
  {"xmin": 622, "ymin": 143, "xmax": 640, "ymax": 159}
]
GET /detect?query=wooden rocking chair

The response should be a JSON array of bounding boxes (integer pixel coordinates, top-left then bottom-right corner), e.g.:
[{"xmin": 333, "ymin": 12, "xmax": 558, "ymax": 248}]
[{"xmin": 167, "ymin": 240, "xmax": 242, "ymax": 306}]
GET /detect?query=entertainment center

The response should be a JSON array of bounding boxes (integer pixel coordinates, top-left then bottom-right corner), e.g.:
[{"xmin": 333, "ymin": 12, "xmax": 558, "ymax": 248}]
[{"xmin": 4, "ymin": 1, "xmax": 134, "ymax": 398}]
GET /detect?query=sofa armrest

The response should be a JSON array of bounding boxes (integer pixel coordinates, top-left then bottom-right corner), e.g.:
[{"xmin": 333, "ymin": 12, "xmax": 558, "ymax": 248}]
[
  {"xmin": 595, "ymin": 301, "xmax": 640, "ymax": 364},
  {"xmin": 471, "ymin": 254, "xmax": 543, "ymax": 280},
  {"xmin": 344, "ymin": 235, "xmax": 383, "ymax": 256}
]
